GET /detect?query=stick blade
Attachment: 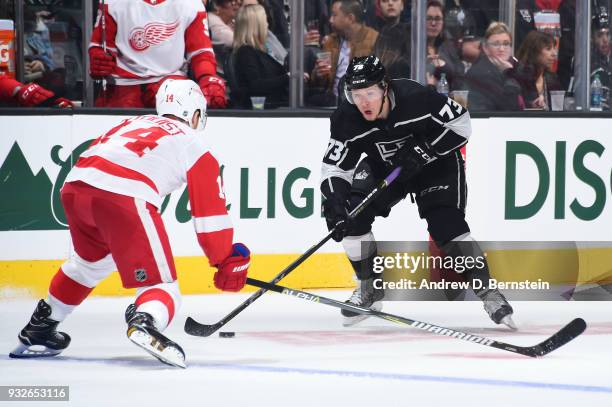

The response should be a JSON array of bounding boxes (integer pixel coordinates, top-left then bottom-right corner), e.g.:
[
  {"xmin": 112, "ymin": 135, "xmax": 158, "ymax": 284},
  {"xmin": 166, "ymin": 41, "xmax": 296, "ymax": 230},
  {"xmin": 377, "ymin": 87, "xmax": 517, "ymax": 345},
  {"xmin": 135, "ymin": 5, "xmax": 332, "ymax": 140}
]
[
  {"xmin": 523, "ymin": 318, "xmax": 587, "ymax": 357},
  {"xmin": 184, "ymin": 317, "xmax": 220, "ymax": 337}
]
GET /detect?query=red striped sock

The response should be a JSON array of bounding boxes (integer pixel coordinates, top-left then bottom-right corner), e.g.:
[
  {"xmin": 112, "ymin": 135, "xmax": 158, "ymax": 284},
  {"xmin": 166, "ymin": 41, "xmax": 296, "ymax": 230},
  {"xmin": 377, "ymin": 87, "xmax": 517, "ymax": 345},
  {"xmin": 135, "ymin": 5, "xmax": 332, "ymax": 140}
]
[
  {"xmin": 49, "ymin": 268, "xmax": 94, "ymax": 306},
  {"xmin": 135, "ymin": 288, "xmax": 176, "ymax": 329}
]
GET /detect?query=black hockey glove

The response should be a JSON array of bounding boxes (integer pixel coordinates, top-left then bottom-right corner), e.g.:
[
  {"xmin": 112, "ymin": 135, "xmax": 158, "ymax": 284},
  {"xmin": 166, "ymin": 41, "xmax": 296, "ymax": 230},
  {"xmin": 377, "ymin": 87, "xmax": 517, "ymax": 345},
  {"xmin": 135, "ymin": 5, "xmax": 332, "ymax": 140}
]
[
  {"xmin": 322, "ymin": 197, "xmax": 352, "ymax": 242},
  {"xmin": 389, "ymin": 138, "xmax": 435, "ymax": 180}
]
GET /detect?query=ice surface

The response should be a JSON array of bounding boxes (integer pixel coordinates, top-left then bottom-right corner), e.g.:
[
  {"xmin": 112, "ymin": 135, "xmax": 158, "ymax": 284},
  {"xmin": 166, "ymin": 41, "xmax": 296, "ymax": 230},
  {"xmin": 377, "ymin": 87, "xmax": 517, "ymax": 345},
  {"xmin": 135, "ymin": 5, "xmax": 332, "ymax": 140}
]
[{"xmin": 1, "ymin": 291, "xmax": 611, "ymax": 406}]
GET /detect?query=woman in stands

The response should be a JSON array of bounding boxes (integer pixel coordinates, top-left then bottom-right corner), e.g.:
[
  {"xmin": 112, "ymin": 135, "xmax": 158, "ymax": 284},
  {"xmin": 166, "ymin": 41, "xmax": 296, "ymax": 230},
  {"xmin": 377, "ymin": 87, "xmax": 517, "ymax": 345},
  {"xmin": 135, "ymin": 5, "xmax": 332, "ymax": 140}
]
[
  {"xmin": 425, "ymin": 0, "xmax": 462, "ymax": 89},
  {"xmin": 232, "ymin": 4, "xmax": 289, "ymax": 109},
  {"xmin": 465, "ymin": 22, "xmax": 523, "ymax": 111},
  {"xmin": 515, "ymin": 30, "xmax": 562, "ymax": 110}
]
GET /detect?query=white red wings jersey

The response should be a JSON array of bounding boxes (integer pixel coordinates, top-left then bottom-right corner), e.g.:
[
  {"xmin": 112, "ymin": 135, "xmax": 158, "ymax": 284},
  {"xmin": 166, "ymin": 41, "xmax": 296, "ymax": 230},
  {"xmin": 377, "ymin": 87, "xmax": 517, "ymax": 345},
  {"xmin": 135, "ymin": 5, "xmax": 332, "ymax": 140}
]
[
  {"xmin": 65, "ymin": 114, "xmax": 233, "ymax": 265},
  {"xmin": 90, "ymin": 0, "xmax": 215, "ymax": 85}
]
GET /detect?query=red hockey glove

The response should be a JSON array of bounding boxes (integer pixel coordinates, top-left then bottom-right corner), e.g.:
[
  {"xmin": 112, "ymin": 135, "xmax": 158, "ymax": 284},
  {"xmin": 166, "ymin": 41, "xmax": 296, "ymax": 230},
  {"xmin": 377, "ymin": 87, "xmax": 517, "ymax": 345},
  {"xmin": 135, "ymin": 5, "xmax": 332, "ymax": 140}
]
[
  {"xmin": 15, "ymin": 83, "xmax": 54, "ymax": 107},
  {"xmin": 89, "ymin": 47, "xmax": 116, "ymax": 78},
  {"xmin": 214, "ymin": 243, "xmax": 250, "ymax": 292},
  {"xmin": 39, "ymin": 96, "xmax": 74, "ymax": 109},
  {"xmin": 51, "ymin": 97, "xmax": 74, "ymax": 109},
  {"xmin": 198, "ymin": 75, "xmax": 227, "ymax": 109}
]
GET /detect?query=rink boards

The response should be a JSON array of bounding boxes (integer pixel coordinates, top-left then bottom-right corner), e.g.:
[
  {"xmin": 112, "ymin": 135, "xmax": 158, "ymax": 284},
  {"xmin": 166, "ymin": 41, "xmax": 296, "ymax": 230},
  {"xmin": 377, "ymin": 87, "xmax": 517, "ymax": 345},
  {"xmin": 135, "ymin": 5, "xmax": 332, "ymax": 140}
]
[{"xmin": 0, "ymin": 114, "xmax": 610, "ymax": 296}]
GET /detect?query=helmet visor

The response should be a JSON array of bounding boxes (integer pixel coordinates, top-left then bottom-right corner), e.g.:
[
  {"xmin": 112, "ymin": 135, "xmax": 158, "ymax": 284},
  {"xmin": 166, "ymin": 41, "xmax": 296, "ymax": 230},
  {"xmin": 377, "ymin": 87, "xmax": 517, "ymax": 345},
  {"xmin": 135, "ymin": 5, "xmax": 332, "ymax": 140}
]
[{"xmin": 348, "ymin": 85, "xmax": 385, "ymax": 105}]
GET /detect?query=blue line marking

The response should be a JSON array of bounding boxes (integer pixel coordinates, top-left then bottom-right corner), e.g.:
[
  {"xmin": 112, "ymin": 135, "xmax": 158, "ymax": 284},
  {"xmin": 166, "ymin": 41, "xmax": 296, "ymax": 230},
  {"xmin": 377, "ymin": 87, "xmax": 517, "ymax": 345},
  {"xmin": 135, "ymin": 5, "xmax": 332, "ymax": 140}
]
[{"xmin": 198, "ymin": 363, "xmax": 612, "ymax": 394}]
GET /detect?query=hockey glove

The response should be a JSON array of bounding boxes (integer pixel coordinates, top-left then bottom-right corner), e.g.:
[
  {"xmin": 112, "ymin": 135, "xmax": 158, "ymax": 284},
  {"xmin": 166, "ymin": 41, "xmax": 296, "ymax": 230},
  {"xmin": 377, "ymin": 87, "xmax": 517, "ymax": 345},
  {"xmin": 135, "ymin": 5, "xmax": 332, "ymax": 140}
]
[
  {"xmin": 39, "ymin": 96, "xmax": 74, "ymax": 109},
  {"xmin": 198, "ymin": 75, "xmax": 227, "ymax": 109},
  {"xmin": 89, "ymin": 47, "xmax": 116, "ymax": 78},
  {"xmin": 389, "ymin": 138, "xmax": 436, "ymax": 180},
  {"xmin": 214, "ymin": 243, "xmax": 250, "ymax": 292},
  {"xmin": 323, "ymin": 198, "xmax": 352, "ymax": 242},
  {"xmin": 15, "ymin": 83, "xmax": 54, "ymax": 107}
]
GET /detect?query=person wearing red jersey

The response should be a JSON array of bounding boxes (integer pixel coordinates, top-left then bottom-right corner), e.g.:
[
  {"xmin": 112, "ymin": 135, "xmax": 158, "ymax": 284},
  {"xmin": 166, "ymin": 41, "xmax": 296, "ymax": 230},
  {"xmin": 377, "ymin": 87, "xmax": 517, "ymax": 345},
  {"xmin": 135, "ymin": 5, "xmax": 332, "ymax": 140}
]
[
  {"xmin": 0, "ymin": 76, "xmax": 72, "ymax": 107},
  {"xmin": 9, "ymin": 79, "xmax": 249, "ymax": 368},
  {"xmin": 89, "ymin": 0, "xmax": 227, "ymax": 109}
]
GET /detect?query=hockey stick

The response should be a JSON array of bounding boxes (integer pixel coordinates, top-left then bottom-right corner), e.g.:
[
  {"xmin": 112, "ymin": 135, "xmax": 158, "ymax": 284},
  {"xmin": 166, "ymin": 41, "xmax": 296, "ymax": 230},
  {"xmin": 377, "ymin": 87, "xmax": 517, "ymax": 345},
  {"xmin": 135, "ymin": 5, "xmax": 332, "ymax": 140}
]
[
  {"xmin": 185, "ymin": 167, "xmax": 404, "ymax": 337},
  {"xmin": 246, "ymin": 277, "xmax": 587, "ymax": 358},
  {"xmin": 101, "ymin": 0, "xmax": 107, "ymax": 95},
  {"xmin": 98, "ymin": 0, "xmax": 113, "ymax": 103}
]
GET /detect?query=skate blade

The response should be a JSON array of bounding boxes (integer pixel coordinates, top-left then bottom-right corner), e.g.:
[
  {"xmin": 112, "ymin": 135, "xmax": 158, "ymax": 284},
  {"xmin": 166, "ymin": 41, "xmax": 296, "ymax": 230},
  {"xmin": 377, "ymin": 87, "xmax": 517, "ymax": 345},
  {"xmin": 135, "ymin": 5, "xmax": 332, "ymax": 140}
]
[
  {"xmin": 342, "ymin": 301, "xmax": 383, "ymax": 327},
  {"xmin": 9, "ymin": 341, "xmax": 63, "ymax": 359},
  {"xmin": 128, "ymin": 329, "xmax": 186, "ymax": 369},
  {"xmin": 501, "ymin": 315, "xmax": 518, "ymax": 331}
]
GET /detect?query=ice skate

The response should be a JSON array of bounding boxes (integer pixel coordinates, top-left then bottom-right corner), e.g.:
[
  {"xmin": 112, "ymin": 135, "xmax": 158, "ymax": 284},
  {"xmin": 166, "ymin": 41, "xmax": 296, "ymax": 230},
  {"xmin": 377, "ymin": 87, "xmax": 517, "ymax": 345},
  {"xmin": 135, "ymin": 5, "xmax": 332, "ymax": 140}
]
[
  {"xmin": 480, "ymin": 289, "xmax": 517, "ymax": 330},
  {"xmin": 125, "ymin": 304, "xmax": 186, "ymax": 368},
  {"xmin": 342, "ymin": 277, "xmax": 384, "ymax": 327},
  {"xmin": 9, "ymin": 299, "xmax": 71, "ymax": 358}
]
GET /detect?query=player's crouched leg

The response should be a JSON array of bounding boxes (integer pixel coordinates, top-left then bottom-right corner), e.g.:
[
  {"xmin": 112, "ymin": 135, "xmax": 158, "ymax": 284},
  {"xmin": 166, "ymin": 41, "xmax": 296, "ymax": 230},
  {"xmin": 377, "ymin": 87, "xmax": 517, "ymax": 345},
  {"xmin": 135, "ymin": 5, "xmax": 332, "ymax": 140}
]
[
  {"xmin": 9, "ymin": 253, "xmax": 115, "ymax": 358},
  {"xmin": 125, "ymin": 281, "xmax": 187, "ymax": 368},
  {"xmin": 426, "ymin": 208, "xmax": 516, "ymax": 329},
  {"xmin": 341, "ymin": 231, "xmax": 384, "ymax": 326}
]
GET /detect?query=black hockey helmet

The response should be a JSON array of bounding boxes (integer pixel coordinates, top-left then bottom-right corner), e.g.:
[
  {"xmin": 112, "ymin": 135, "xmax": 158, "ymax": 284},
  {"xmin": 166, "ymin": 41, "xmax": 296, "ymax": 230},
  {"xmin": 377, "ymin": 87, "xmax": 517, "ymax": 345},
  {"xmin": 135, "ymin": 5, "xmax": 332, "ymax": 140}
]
[
  {"xmin": 344, "ymin": 55, "xmax": 386, "ymax": 91},
  {"xmin": 344, "ymin": 55, "xmax": 387, "ymax": 103}
]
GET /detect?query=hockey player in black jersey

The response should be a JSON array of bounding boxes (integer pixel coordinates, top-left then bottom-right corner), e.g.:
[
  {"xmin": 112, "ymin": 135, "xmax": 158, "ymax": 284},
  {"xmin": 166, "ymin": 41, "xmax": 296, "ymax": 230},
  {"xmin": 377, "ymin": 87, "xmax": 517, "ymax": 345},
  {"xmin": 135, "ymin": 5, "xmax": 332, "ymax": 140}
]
[{"xmin": 321, "ymin": 55, "xmax": 516, "ymax": 329}]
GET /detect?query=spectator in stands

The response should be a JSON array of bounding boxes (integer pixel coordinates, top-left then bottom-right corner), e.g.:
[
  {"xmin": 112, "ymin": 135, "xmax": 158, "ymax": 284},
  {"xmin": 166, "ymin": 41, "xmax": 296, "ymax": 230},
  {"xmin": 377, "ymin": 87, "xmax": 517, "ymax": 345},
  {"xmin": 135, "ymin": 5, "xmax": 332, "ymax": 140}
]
[
  {"xmin": 515, "ymin": 0, "xmax": 561, "ymax": 54},
  {"xmin": 557, "ymin": 0, "xmax": 575, "ymax": 91},
  {"xmin": 0, "ymin": 76, "xmax": 72, "ymax": 108},
  {"xmin": 372, "ymin": 21, "xmax": 411, "ymax": 79},
  {"xmin": 461, "ymin": 33, "xmax": 481, "ymax": 66},
  {"xmin": 373, "ymin": 0, "xmax": 405, "ymax": 31},
  {"xmin": 515, "ymin": 30, "xmax": 562, "ymax": 109},
  {"xmin": 209, "ymin": 0, "xmax": 239, "ymax": 49},
  {"xmin": 591, "ymin": 3, "xmax": 611, "ymax": 110},
  {"xmin": 233, "ymin": 4, "xmax": 289, "ymax": 109},
  {"xmin": 465, "ymin": 22, "xmax": 523, "ymax": 111},
  {"xmin": 305, "ymin": 0, "xmax": 331, "ymax": 40},
  {"xmin": 426, "ymin": 1, "xmax": 462, "ymax": 90},
  {"xmin": 452, "ymin": 23, "xmax": 482, "ymax": 90},
  {"xmin": 23, "ymin": 9, "xmax": 55, "ymax": 76},
  {"xmin": 365, "ymin": 0, "xmax": 411, "ymax": 32},
  {"xmin": 445, "ymin": 0, "xmax": 498, "ymax": 40},
  {"xmin": 259, "ymin": 0, "xmax": 290, "ymax": 48},
  {"xmin": 89, "ymin": 1, "xmax": 226, "ymax": 108},
  {"xmin": 241, "ymin": 0, "xmax": 287, "ymax": 64},
  {"xmin": 310, "ymin": 0, "xmax": 378, "ymax": 104}
]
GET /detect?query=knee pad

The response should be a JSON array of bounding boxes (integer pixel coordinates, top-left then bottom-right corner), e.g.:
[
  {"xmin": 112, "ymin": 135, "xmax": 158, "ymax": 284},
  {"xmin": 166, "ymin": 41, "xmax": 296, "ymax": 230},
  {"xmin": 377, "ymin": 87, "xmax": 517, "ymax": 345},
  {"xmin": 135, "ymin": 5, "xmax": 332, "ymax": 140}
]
[
  {"xmin": 61, "ymin": 253, "xmax": 116, "ymax": 288},
  {"xmin": 47, "ymin": 253, "xmax": 115, "ymax": 321},
  {"xmin": 440, "ymin": 233, "xmax": 492, "ymax": 296},
  {"xmin": 425, "ymin": 208, "xmax": 470, "ymax": 246},
  {"xmin": 342, "ymin": 231, "xmax": 377, "ymax": 261}
]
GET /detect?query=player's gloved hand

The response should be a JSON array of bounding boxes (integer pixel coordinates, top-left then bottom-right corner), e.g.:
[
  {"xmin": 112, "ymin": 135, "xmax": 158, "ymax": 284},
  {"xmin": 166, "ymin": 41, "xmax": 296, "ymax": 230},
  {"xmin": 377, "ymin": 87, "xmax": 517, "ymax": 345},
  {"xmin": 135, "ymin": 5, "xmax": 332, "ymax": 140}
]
[
  {"xmin": 214, "ymin": 243, "xmax": 250, "ymax": 292},
  {"xmin": 389, "ymin": 138, "xmax": 435, "ymax": 180},
  {"xmin": 323, "ymin": 198, "xmax": 351, "ymax": 242},
  {"xmin": 89, "ymin": 47, "xmax": 116, "ymax": 78},
  {"xmin": 52, "ymin": 97, "xmax": 74, "ymax": 109},
  {"xmin": 15, "ymin": 83, "xmax": 54, "ymax": 107},
  {"xmin": 199, "ymin": 75, "xmax": 227, "ymax": 109},
  {"xmin": 39, "ymin": 96, "xmax": 74, "ymax": 109}
]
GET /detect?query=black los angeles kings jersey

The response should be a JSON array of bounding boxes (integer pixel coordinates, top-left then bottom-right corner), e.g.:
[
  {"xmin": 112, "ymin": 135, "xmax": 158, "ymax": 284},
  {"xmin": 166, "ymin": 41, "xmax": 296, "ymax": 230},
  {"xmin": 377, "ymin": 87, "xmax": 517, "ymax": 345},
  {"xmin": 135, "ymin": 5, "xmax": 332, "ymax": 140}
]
[{"xmin": 320, "ymin": 78, "xmax": 472, "ymax": 200}]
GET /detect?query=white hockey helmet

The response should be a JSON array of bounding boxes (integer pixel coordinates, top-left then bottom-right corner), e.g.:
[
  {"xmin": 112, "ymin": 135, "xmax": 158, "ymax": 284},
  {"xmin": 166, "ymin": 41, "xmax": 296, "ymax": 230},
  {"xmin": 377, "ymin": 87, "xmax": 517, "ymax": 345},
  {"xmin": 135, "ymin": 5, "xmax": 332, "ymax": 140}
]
[{"xmin": 156, "ymin": 79, "xmax": 208, "ymax": 131}]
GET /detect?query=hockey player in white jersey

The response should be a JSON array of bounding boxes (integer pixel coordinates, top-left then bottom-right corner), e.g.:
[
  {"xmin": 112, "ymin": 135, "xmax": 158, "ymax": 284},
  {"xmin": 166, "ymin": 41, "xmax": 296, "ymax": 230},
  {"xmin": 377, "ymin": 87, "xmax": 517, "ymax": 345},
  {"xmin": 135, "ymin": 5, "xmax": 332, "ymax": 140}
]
[
  {"xmin": 9, "ymin": 79, "xmax": 250, "ymax": 368},
  {"xmin": 89, "ymin": 0, "xmax": 227, "ymax": 109}
]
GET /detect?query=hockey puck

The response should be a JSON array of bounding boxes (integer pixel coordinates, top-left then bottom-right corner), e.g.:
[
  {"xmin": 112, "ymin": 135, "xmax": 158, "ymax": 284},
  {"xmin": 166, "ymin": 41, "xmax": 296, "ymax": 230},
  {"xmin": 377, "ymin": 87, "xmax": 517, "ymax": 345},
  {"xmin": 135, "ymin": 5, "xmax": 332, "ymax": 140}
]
[{"xmin": 219, "ymin": 331, "xmax": 235, "ymax": 338}]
